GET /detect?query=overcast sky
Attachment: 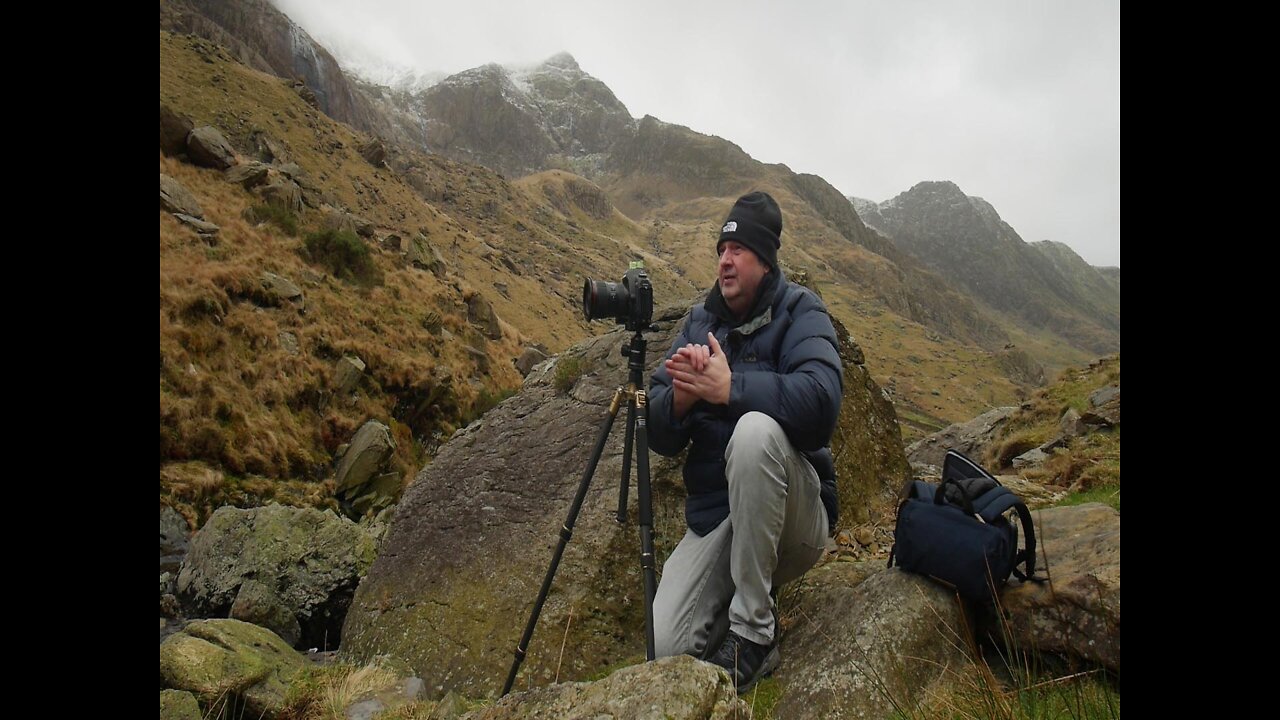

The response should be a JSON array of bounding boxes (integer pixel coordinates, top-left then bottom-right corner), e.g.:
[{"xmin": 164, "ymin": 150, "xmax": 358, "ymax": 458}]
[{"xmin": 272, "ymin": 0, "xmax": 1120, "ymax": 268}]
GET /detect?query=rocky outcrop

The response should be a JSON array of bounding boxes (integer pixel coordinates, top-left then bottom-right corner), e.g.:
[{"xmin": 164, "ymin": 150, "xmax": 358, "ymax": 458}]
[
  {"xmin": 160, "ymin": 0, "xmax": 390, "ymax": 138},
  {"xmin": 467, "ymin": 655, "xmax": 747, "ymax": 720},
  {"xmin": 160, "ymin": 619, "xmax": 305, "ymax": 719},
  {"xmin": 775, "ymin": 563, "xmax": 974, "ymax": 718},
  {"xmin": 905, "ymin": 406, "xmax": 1017, "ymax": 469},
  {"xmin": 997, "ymin": 503, "xmax": 1120, "ymax": 672},
  {"xmin": 177, "ymin": 505, "xmax": 377, "ymax": 648},
  {"xmin": 342, "ymin": 303, "xmax": 907, "ymax": 697}
]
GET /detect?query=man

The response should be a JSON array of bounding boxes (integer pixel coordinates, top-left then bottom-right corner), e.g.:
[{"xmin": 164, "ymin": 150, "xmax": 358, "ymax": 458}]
[{"xmin": 647, "ymin": 191, "xmax": 843, "ymax": 692}]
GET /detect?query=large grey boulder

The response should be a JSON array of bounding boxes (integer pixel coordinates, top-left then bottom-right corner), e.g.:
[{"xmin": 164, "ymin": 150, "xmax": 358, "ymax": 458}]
[
  {"xmin": 160, "ymin": 619, "xmax": 305, "ymax": 719},
  {"xmin": 340, "ymin": 302, "xmax": 908, "ymax": 698},
  {"xmin": 905, "ymin": 406, "xmax": 1017, "ymax": 468},
  {"xmin": 176, "ymin": 504, "xmax": 377, "ymax": 648},
  {"xmin": 186, "ymin": 126, "xmax": 238, "ymax": 170},
  {"xmin": 466, "ymin": 655, "xmax": 747, "ymax": 720},
  {"xmin": 774, "ymin": 563, "xmax": 974, "ymax": 719},
  {"xmin": 998, "ymin": 503, "xmax": 1120, "ymax": 672}
]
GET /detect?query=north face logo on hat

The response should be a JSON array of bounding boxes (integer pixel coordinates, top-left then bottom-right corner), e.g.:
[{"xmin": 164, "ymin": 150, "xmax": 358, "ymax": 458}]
[{"xmin": 722, "ymin": 221, "xmax": 738, "ymax": 232}]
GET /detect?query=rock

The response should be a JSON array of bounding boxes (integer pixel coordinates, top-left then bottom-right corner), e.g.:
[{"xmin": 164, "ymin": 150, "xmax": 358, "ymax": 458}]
[
  {"xmin": 349, "ymin": 472, "xmax": 402, "ymax": 517},
  {"xmin": 853, "ymin": 527, "xmax": 874, "ymax": 547},
  {"xmin": 421, "ymin": 311, "xmax": 444, "ymax": 334},
  {"xmin": 774, "ymin": 563, "xmax": 974, "ymax": 719},
  {"xmin": 160, "ymin": 619, "xmax": 305, "ymax": 718},
  {"xmin": 467, "ymin": 655, "xmax": 747, "ymax": 720},
  {"xmin": 186, "ymin": 126, "xmax": 238, "ymax": 170},
  {"xmin": 1059, "ymin": 408, "xmax": 1088, "ymax": 438},
  {"xmin": 997, "ymin": 503, "xmax": 1120, "ymax": 672},
  {"xmin": 341, "ymin": 672, "xmax": 426, "ymax": 720},
  {"xmin": 161, "ymin": 504, "xmax": 192, "ymax": 575},
  {"xmin": 160, "ymin": 105, "xmax": 194, "ymax": 157},
  {"xmin": 159, "ymin": 689, "xmax": 201, "ymax": 720},
  {"xmin": 467, "ymin": 293, "xmax": 504, "ymax": 340},
  {"xmin": 1012, "ymin": 447, "xmax": 1049, "ymax": 469},
  {"xmin": 514, "ymin": 346, "xmax": 549, "ymax": 377},
  {"xmin": 224, "ymin": 162, "xmax": 270, "ymax": 189},
  {"xmin": 176, "ymin": 505, "xmax": 377, "ymax": 649},
  {"xmin": 340, "ymin": 303, "xmax": 909, "ymax": 697},
  {"xmin": 1083, "ymin": 385, "xmax": 1120, "ymax": 426},
  {"xmin": 333, "ymin": 356, "xmax": 367, "ymax": 396},
  {"xmin": 334, "ymin": 420, "xmax": 395, "ymax": 496},
  {"xmin": 403, "ymin": 234, "xmax": 446, "ymax": 276},
  {"xmin": 905, "ymin": 407, "xmax": 1017, "ymax": 467},
  {"xmin": 464, "ymin": 345, "xmax": 490, "ymax": 374},
  {"xmin": 174, "ymin": 214, "xmax": 220, "ymax": 238},
  {"xmin": 257, "ymin": 181, "xmax": 303, "ymax": 213},
  {"xmin": 324, "ymin": 208, "xmax": 376, "ymax": 238},
  {"xmin": 278, "ymin": 331, "xmax": 299, "ymax": 355},
  {"xmin": 231, "ymin": 579, "xmax": 301, "ymax": 647},
  {"xmin": 359, "ymin": 139, "xmax": 387, "ymax": 167},
  {"xmin": 252, "ymin": 131, "xmax": 289, "ymax": 164},
  {"xmin": 260, "ymin": 272, "xmax": 304, "ymax": 307},
  {"xmin": 160, "ymin": 174, "xmax": 203, "ymax": 218}
]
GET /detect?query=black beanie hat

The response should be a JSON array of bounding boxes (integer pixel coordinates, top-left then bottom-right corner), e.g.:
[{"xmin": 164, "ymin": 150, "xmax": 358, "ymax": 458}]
[{"xmin": 718, "ymin": 191, "xmax": 782, "ymax": 269}]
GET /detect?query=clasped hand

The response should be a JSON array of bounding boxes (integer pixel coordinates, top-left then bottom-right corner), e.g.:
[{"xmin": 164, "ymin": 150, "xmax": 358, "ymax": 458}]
[{"xmin": 666, "ymin": 332, "xmax": 731, "ymax": 413}]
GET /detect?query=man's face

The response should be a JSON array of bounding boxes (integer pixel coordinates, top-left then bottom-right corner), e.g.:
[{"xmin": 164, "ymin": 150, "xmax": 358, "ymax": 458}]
[{"xmin": 717, "ymin": 240, "xmax": 770, "ymax": 316}]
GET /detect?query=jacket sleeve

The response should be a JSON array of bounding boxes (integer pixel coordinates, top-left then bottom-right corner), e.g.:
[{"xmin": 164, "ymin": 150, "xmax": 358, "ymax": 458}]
[
  {"xmin": 727, "ymin": 296, "xmax": 843, "ymax": 452},
  {"xmin": 646, "ymin": 315, "xmax": 695, "ymax": 457}
]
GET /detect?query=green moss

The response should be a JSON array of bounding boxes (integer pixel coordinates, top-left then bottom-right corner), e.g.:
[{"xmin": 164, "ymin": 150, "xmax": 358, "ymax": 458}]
[{"xmin": 302, "ymin": 228, "xmax": 383, "ymax": 286}]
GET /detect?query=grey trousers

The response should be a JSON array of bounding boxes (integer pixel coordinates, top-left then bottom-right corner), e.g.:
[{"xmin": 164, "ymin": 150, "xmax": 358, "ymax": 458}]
[{"xmin": 653, "ymin": 412, "xmax": 829, "ymax": 656}]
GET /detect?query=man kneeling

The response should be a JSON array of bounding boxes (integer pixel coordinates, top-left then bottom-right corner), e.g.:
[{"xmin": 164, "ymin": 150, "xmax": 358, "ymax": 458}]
[{"xmin": 647, "ymin": 191, "xmax": 843, "ymax": 692}]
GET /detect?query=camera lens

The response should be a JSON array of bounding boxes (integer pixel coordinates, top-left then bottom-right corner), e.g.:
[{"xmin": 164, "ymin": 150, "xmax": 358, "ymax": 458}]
[{"xmin": 583, "ymin": 278, "xmax": 629, "ymax": 322}]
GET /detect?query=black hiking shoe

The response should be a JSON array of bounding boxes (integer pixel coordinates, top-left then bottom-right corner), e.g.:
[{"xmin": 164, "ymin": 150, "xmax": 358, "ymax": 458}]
[{"xmin": 707, "ymin": 631, "xmax": 780, "ymax": 693}]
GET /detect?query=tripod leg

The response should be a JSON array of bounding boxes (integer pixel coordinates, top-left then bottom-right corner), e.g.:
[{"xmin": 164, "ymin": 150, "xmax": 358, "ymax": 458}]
[
  {"xmin": 617, "ymin": 396, "xmax": 635, "ymax": 524},
  {"xmin": 634, "ymin": 394, "xmax": 658, "ymax": 661},
  {"xmin": 502, "ymin": 391, "xmax": 622, "ymax": 696}
]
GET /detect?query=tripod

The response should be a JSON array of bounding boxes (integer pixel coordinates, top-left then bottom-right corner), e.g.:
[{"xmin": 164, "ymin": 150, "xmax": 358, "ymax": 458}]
[{"xmin": 501, "ymin": 329, "xmax": 659, "ymax": 696}]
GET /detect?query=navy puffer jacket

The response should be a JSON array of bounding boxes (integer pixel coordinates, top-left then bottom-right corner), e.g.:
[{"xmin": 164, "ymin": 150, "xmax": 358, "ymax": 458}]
[{"xmin": 648, "ymin": 269, "xmax": 843, "ymax": 535}]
